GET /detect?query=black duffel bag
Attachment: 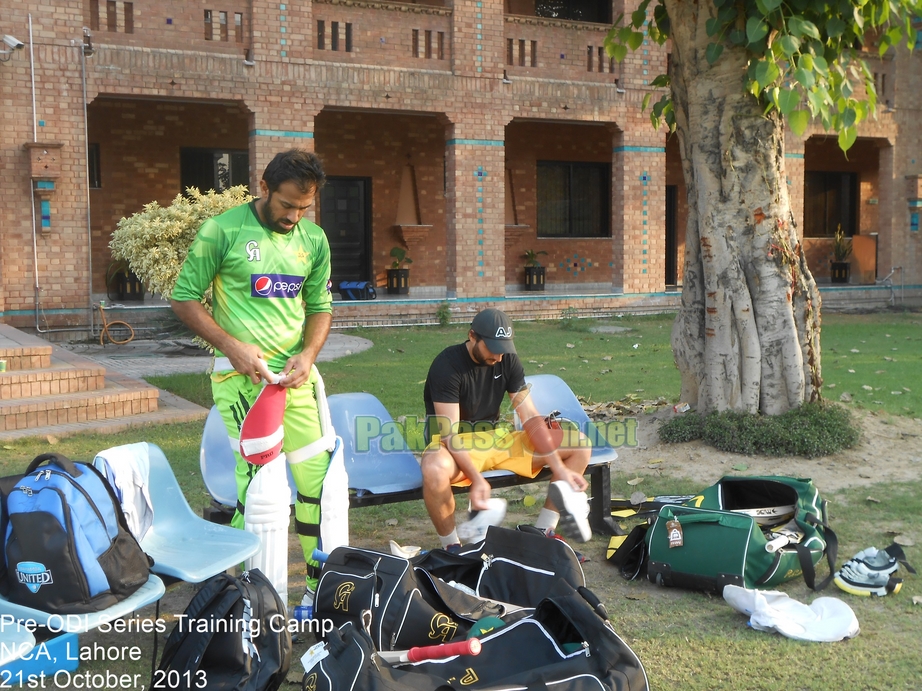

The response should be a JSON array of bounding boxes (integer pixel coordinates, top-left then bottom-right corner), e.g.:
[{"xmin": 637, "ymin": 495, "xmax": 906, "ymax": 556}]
[
  {"xmin": 302, "ymin": 579, "xmax": 648, "ymax": 691},
  {"xmin": 338, "ymin": 281, "xmax": 376, "ymax": 300}
]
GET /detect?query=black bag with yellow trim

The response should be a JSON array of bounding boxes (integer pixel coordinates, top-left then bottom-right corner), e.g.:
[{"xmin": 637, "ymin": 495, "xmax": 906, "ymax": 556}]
[
  {"xmin": 302, "ymin": 579, "xmax": 648, "ymax": 691},
  {"xmin": 607, "ymin": 476, "xmax": 838, "ymax": 593},
  {"xmin": 312, "ymin": 525, "xmax": 584, "ymax": 651}
]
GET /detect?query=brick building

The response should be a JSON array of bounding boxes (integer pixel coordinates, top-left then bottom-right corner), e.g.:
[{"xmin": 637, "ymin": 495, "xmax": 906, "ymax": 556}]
[{"xmin": 1, "ymin": 0, "xmax": 919, "ymax": 337}]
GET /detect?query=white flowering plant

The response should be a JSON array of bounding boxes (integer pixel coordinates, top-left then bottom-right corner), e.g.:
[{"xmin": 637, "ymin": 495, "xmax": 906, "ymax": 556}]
[{"xmin": 109, "ymin": 186, "xmax": 254, "ymax": 300}]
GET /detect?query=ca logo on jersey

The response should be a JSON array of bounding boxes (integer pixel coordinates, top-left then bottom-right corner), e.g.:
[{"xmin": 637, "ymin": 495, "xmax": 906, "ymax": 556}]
[{"xmin": 245, "ymin": 241, "xmax": 261, "ymax": 262}]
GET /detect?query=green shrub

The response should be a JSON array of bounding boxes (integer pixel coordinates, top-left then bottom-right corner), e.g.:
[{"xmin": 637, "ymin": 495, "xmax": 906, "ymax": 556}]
[{"xmin": 658, "ymin": 402, "xmax": 859, "ymax": 457}]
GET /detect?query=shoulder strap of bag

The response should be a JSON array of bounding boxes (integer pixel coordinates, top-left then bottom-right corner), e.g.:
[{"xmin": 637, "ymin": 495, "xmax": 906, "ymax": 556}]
[
  {"xmin": 607, "ymin": 523, "xmax": 650, "ymax": 581},
  {"xmin": 796, "ymin": 501, "xmax": 838, "ymax": 590}
]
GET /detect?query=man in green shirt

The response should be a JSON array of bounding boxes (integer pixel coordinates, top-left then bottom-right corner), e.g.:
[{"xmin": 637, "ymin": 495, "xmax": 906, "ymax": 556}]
[{"xmin": 172, "ymin": 149, "xmax": 333, "ymax": 608}]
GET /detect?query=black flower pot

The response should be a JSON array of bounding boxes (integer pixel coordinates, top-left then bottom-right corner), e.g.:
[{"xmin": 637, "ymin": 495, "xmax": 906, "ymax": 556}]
[
  {"xmin": 524, "ymin": 266, "xmax": 546, "ymax": 291},
  {"xmin": 830, "ymin": 261, "xmax": 850, "ymax": 284},
  {"xmin": 386, "ymin": 268, "xmax": 410, "ymax": 295}
]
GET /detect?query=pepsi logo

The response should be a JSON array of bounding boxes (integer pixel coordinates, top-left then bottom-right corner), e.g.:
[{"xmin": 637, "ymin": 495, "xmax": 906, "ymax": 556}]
[
  {"xmin": 250, "ymin": 273, "xmax": 305, "ymax": 299},
  {"xmin": 254, "ymin": 276, "xmax": 273, "ymax": 296}
]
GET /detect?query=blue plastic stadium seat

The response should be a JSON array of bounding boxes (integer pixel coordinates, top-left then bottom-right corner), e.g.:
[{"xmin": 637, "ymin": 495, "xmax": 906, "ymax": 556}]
[
  {"xmin": 327, "ymin": 392, "xmax": 423, "ymax": 495},
  {"xmin": 142, "ymin": 443, "xmax": 261, "ymax": 582}
]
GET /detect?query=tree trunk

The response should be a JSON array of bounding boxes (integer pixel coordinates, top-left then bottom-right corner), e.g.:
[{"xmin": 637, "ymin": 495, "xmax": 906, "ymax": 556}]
[{"xmin": 665, "ymin": 0, "xmax": 822, "ymax": 415}]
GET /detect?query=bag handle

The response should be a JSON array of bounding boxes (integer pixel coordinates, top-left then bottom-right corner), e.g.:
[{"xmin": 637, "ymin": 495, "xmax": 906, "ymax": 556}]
[
  {"xmin": 660, "ymin": 507, "xmax": 749, "ymax": 529},
  {"xmin": 26, "ymin": 452, "xmax": 82, "ymax": 478},
  {"xmin": 796, "ymin": 506, "xmax": 839, "ymax": 590}
]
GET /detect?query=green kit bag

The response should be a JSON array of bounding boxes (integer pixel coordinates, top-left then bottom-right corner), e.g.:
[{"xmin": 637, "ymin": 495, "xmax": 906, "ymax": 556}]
[{"xmin": 612, "ymin": 476, "xmax": 838, "ymax": 593}]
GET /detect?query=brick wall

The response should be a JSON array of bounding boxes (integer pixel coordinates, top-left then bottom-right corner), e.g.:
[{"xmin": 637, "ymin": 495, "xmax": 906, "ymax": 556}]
[{"xmin": 88, "ymin": 99, "xmax": 250, "ymax": 293}]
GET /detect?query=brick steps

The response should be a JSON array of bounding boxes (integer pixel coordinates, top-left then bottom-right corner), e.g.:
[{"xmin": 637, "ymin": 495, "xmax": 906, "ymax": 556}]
[
  {"xmin": 0, "ymin": 323, "xmax": 207, "ymax": 440},
  {"xmin": 0, "ymin": 380, "xmax": 159, "ymax": 431}
]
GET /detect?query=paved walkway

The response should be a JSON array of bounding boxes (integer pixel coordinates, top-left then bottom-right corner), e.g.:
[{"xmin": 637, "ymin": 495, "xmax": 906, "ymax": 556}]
[{"xmin": 59, "ymin": 333, "xmax": 374, "ymax": 377}]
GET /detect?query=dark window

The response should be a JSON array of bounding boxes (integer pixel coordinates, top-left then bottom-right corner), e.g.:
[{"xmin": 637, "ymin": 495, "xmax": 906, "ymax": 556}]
[
  {"xmin": 235, "ymin": 13, "xmax": 243, "ymax": 42},
  {"xmin": 331, "ymin": 21, "xmax": 339, "ymax": 51},
  {"xmin": 124, "ymin": 2, "xmax": 133, "ymax": 33},
  {"xmin": 804, "ymin": 171, "xmax": 858, "ymax": 238},
  {"xmin": 88, "ymin": 143, "xmax": 101, "ymax": 189},
  {"xmin": 536, "ymin": 0, "xmax": 610, "ymax": 23},
  {"xmin": 537, "ymin": 161, "xmax": 610, "ymax": 238},
  {"xmin": 412, "ymin": 29, "xmax": 419, "ymax": 57},
  {"xmin": 317, "ymin": 20, "xmax": 325, "ymax": 49},
  {"xmin": 518, "ymin": 39, "xmax": 525, "ymax": 66},
  {"xmin": 425, "ymin": 30, "xmax": 432, "ymax": 59},
  {"xmin": 438, "ymin": 32, "xmax": 445, "ymax": 60},
  {"xmin": 180, "ymin": 148, "xmax": 249, "ymax": 194},
  {"xmin": 107, "ymin": 1, "xmax": 117, "ymax": 31},
  {"xmin": 506, "ymin": 38, "xmax": 513, "ymax": 65},
  {"xmin": 530, "ymin": 40, "xmax": 537, "ymax": 66},
  {"xmin": 345, "ymin": 22, "xmax": 353, "ymax": 52},
  {"xmin": 220, "ymin": 11, "xmax": 228, "ymax": 41},
  {"xmin": 205, "ymin": 10, "xmax": 213, "ymax": 40},
  {"xmin": 90, "ymin": 0, "xmax": 99, "ymax": 31}
]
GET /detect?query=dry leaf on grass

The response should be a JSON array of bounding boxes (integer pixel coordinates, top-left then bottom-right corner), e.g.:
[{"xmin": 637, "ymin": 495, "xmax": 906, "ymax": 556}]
[{"xmin": 627, "ymin": 477, "xmax": 644, "ymax": 486}]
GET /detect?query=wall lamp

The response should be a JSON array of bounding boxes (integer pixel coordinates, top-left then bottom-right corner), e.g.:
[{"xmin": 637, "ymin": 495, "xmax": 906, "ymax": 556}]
[{"xmin": 1, "ymin": 34, "xmax": 25, "ymax": 62}]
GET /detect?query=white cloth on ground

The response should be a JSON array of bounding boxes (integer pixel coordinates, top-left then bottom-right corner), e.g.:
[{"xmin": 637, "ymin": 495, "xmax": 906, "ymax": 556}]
[{"xmin": 723, "ymin": 584, "xmax": 859, "ymax": 642}]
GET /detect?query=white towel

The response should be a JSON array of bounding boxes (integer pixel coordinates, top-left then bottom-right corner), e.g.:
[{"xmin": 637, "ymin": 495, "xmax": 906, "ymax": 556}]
[{"xmin": 93, "ymin": 441, "xmax": 155, "ymax": 542}]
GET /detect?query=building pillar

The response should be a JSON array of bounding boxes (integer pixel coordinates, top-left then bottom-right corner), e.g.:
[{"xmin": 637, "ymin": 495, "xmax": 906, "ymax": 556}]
[
  {"xmin": 785, "ymin": 137, "xmax": 806, "ymax": 241},
  {"xmin": 247, "ymin": 112, "xmax": 318, "ymax": 222},
  {"xmin": 612, "ymin": 131, "xmax": 667, "ymax": 294},
  {"xmin": 451, "ymin": 0, "xmax": 504, "ymax": 80},
  {"xmin": 444, "ymin": 121, "xmax": 506, "ymax": 298}
]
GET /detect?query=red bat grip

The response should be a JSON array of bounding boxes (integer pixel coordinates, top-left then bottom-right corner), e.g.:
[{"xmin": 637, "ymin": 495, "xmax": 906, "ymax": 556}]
[{"xmin": 407, "ymin": 638, "xmax": 481, "ymax": 663}]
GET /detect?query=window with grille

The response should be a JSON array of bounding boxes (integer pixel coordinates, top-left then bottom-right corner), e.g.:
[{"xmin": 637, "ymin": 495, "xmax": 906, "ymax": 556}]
[{"xmin": 537, "ymin": 161, "xmax": 610, "ymax": 238}]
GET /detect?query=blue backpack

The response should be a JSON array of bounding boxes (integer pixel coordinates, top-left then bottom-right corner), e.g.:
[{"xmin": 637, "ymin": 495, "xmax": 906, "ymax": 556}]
[{"xmin": 1, "ymin": 453, "xmax": 151, "ymax": 614}]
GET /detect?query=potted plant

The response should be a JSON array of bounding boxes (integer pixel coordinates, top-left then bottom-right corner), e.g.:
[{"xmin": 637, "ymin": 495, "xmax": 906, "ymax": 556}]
[
  {"xmin": 386, "ymin": 246, "xmax": 412, "ymax": 295},
  {"xmin": 830, "ymin": 225, "xmax": 852, "ymax": 284},
  {"xmin": 523, "ymin": 249, "xmax": 548, "ymax": 291}
]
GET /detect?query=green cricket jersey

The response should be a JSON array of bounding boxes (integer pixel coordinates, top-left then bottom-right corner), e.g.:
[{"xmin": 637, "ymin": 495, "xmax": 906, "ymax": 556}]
[{"xmin": 172, "ymin": 201, "xmax": 333, "ymax": 370}]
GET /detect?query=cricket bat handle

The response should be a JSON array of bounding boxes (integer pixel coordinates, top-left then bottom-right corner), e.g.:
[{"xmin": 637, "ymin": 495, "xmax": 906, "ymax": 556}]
[
  {"xmin": 379, "ymin": 638, "xmax": 482, "ymax": 664},
  {"xmin": 765, "ymin": 535, "xmax": 794, "ymax": 553}
]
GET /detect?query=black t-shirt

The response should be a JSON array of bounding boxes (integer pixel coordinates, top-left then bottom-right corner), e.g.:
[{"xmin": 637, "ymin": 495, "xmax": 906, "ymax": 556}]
[{"xmin": 424, "ymin": 343, "xmax": 526, "ymax": 440}]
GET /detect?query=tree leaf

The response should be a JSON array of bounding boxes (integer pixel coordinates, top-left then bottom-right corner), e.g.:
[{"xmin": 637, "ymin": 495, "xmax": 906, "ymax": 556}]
[
  {"xmin": 826, "ymin": 16, "xmax": 847, "ymax": 38},
  {"xmin": 777, "ymin": 88, "xmax": 801, "ymax": 115},
  {"xmin": 761, "ymin": 0, "xmax": 783, "ymax": 10},
  {"xmin": 788, "ymin": 109, "xmax": 810, "ymax": 136},
  {"xmin": 706, "ymin": 42, "xmax": 725, "ymax": 65},
  {"xmin": 631, "ymin": 7, "xmax": 647, "ymax": 29},
  {"xmin": 798, "ymin": 53, "xmax": 814, "ymax": 71},
  {"xmin": 755, "ymin": 59, "xmax": 781, "ymax": 89},
  {"xmin": 838, "ymin": 125, "xmax": 857, "ymax": 152},
  {"xmin": 641, "ymin": 92, "xmax": 652, "ymax": 112},
  {"xmin": 794, "ymin": 67, "xmax": 815, "ymax": 89},
  {"xmin": 610, "ymin": 43, "xmax": 628, "ymax": 63},
  {"xmin": 842, "ymin": 105, "xmax": 857, "ymax": 128},
  {"xmin": 778, "ymin": 34, "xmax": 801, "ymax": 57},
  {"xmin": 650, "ymin": 74, "xmax": 670, "ymax": 87},
  {"xmin": 706, "ymin": 17, "xmax": 723, "ymax": 37},
  {"xmin": 746, "ymin": 17, "xmax": 770, "ymax": 45},
  {"xmin": 627, "ymin": 31, "xmax": 645, "ymax": 51},
  {"xmin": 799, "ymin": 19, "xmax": 821, "ymax": 40}
]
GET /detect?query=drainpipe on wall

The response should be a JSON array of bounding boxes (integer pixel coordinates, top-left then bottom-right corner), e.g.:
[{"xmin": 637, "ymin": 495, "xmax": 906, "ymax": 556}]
[
  {"xmin": 82, "ymin": 28, "xmax": 95, "ymax": 338},
  {"xmin": 29, "ymin": 15, "xmax": 95, "ymax": 335}
]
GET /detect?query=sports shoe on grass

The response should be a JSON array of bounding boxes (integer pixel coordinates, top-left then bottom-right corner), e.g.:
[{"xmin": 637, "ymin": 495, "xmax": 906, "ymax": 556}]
[
  {"xmin": 457, "ymin": 498, "xmax": 507, "ymax": 543},
  {"xmin": 548, "ymin": 481, "xmax": 591, "ymax": 543},
  {"xmin": 834, "ymin": 561, "xmax": 902, "ymax": 597}
]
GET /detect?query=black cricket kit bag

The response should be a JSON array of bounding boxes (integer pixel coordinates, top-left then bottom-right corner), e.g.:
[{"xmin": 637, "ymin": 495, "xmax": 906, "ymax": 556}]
[
  {"xmin": 313, "ymin": 526, "xmax": 585, "ymax": 651},
  {"xmin": 156, "ymin": 569, "xmax": 292, "ymax": 691},
  {"xmin": 301, "ymin": 579, "xmax": 649, "ymax": 691},
  {"xmin": 609, "ymin": 475, "xmax": 838, "ymax": 593},
  {"xmin": 0, "ymin": 452, "xmax": 151, "ymax": 614}
]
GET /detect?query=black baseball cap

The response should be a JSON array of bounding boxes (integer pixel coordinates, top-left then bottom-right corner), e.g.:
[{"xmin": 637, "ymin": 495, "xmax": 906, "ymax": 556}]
[{"xmin": 471, "ymin": 308, "xmax": 516, "ymax": 355}]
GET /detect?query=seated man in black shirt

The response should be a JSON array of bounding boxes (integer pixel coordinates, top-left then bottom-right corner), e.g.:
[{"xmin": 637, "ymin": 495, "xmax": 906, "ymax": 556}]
[{"xmin": 422, "ymin": 308, "xmax": 592, "ymax": 550}]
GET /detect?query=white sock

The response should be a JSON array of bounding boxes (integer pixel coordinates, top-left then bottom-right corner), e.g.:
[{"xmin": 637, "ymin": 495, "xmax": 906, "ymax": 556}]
[
  {"xmin": 438, "ymin": 529, "xmax": 460, "ymax": 548},
  {"xmin": 535, "ymin": 508, "xmax": 560, "ymax": 532}
]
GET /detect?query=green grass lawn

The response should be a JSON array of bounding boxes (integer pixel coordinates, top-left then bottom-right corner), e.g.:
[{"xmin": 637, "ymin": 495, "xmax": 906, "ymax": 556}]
[{"xmin": 2, "ymin": 310, "xmax": 920, "ymax": 690}]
